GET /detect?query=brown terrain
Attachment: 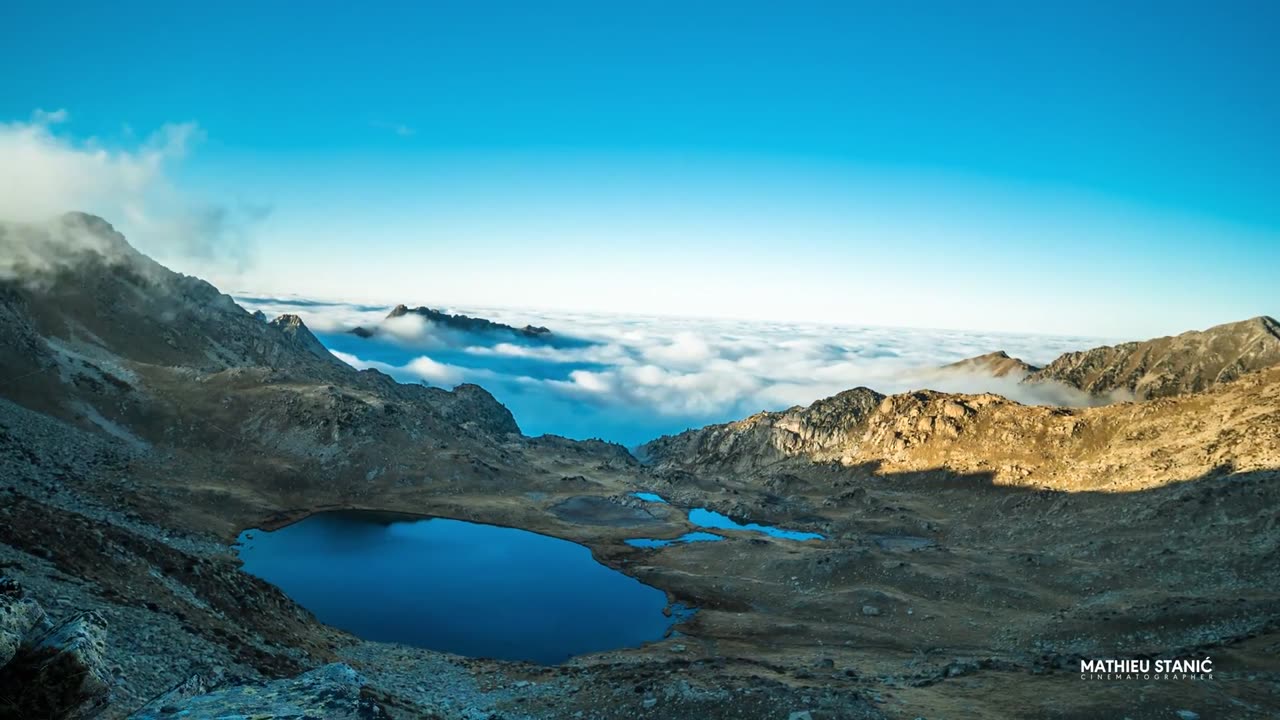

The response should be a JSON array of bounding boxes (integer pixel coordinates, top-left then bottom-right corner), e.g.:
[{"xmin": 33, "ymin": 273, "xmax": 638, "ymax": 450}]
[
  {"xmin": 0, "ymin": 214, "xmax": 1277, "ymax": 719},
  {"xmin": 936, "ymin": 351, "xmax": 1040, "ymax": 379}
]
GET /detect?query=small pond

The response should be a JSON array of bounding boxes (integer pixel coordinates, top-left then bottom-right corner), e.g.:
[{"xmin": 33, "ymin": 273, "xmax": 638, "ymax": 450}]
[
  {"xmin": 236, "ymin": 511, "xmax": 690, "ymax": 664},
  {"xmin": 687, "ymin": 508, "xmax": 825, "ymax": 541},
  {"xmin": 630, "ymin": 492, "xmax": 825, "ymax": 542},
  {"xmin": 631, "ymin": 492, "xmax": 668, "ymax": 503}
]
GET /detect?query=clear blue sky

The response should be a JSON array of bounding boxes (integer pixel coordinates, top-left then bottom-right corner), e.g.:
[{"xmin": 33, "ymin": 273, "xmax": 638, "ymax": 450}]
[{"xmin": 3, "ymin": 1, "xmax": 1277, "ymax": 337}]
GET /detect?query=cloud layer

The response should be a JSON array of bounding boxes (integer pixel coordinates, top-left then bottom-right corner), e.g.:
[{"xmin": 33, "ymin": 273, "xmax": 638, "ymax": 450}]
[{"xmin": 238, "ymin": 296, "xmax": 1110, "ymax": 446}]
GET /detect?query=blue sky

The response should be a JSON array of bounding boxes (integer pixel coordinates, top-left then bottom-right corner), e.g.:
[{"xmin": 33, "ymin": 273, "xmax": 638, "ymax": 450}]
[{"xmin": 3, "ymin": 1, "xmax": 1277, "ymax": 337}]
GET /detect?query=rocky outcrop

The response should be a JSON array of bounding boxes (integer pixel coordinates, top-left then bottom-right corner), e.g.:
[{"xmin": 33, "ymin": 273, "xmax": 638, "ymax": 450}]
[
  {"xmin": 0, "ymin": 577, "xmax": 45, "ymax": 668},
  {"xmin": 1022, "ymin": 316, "xmax": 1280, "ymax": 400},
  {"xmin": 382, "ymin": 303, "xmax": 553, "ymax": 340},
  {"xmin": 641, "ymin": 387, "xmax": 884, "ymax": 472},
  {"xmin": 432, "ymin": 382, "xmax": 522, "ymax": 437},
  {"xmin": 0, "ymin": 579, "xmax": 113, "ymax": 720},
  {"xmin": 129, "ymin": 664, "xmax": 387, "ymax": 720},
  {"xmin": 269, "ymin": 313, "xmax": 347, "ymax": 367}
]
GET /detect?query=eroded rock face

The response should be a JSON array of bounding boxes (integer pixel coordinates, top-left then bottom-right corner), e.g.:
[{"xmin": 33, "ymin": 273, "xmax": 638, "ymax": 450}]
[
  {"xmin": 128, "ymin": 663, "xmax": 387, "ymax": 720},
  {"xmin": 0, "ymin": 590, "xmax": 113, "ymax": 720}
]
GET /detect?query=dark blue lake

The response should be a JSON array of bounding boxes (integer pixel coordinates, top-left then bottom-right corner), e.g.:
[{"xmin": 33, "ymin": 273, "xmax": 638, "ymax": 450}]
[{"xmin": 235, "ymin": 512, "xmax": 688, "ymax": 664}]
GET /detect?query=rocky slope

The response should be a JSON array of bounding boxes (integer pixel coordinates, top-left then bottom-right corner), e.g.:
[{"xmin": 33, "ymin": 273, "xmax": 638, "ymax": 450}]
[{"xmin": 1022, "ymin": 315, "xmax": 1280, "ymax": 400}]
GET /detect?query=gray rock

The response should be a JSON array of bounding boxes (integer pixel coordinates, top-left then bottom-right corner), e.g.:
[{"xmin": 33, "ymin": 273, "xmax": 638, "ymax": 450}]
[
  {"xmin": 1175, "ymin": 711, "xmax": 1200, "ymax": 720},
  {"xmin": 640, "ymin": 387, "xmax": 885, "ymax": 473},
  {"xmin": 128, "ymin": 663, "xmax": 387, "ymax": 719},
  {"xmin": 269, "ymin": 314, "xmax": 349, "ymax": 367},
  {"xmin": 789, "ymin": 712, "xmax": 814, "ymax": 720},
  {"xmin": 0, "ymin": 610, "xmax": 113, "ymax": 719},
  {"xmin": 0, "ymin": 576, "xmax": 46, "ymax": 667},
  {"xmin": 861, "ymin": 605, "xmax": 881, "ymax": 616}
]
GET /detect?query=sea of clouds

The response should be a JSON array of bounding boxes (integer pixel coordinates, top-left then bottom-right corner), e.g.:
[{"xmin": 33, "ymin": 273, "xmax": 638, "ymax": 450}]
[{"xmin": 237, "ymin": 295, "xmax": 1113, "ymax": 447}]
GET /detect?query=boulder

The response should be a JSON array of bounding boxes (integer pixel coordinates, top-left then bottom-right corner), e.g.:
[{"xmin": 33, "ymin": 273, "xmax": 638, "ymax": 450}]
[
  {"xmin": 0, "ymin": 609, "xmax": 112, "ymax": 719},
  {"xmin": 0, "ymin": 577, "xmax": 46, "ymax": 668}
]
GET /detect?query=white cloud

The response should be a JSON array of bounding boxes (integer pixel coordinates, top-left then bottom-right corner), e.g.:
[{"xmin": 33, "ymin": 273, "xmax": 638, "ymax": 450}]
[
  {"xmin": 405, "ymin": 356, "xmax": 465, "ymax": 385},
  {"xmin": 329, "ymin": 349, "xmax": 471, "ymax": 387},
  {"xmin": 0, "ymin": 109, "xmax": 264, "ymax": 278},
  {"xmin": 0, "ymin": 112, "xmax": 195, "ymax": 223},
  {"xmin": 31, "ymin": 108, "xmax": 69, "ymax": 125},
  {"xmin": 642, "ymin": 331, "xmax": 714, "ymax": 368},
  {"xmin": 266, "ymin": 298, "xmax": 1111, "ymax": 444}
]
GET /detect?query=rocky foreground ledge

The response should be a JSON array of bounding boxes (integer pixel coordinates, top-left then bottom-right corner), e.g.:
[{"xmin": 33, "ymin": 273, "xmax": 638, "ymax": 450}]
[
  {"xmin": 1, "ymin": 577, "xmax": 112, "ymax": 719},
  {"xmin": 0, "ymin": 576, "xmax": 376, "ymax": 719}
]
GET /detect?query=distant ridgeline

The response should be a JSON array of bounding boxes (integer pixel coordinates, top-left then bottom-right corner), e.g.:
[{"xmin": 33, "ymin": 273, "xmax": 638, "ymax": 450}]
[
  {"xmin": 934, "ymin": 316, "xmax": 1280, "ymax": 401},
  {"xmin": 350, "ymin": 304, "xmax": 554, "ymax": 341}
]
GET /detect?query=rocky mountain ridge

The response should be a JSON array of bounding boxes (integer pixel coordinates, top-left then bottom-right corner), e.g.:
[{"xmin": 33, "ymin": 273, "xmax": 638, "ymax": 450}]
[
  {"xmin": 643, "ymin": 318, "xmax": 1280, "ymax": 485},
  {"xmin": 350, "ymin": 304, "xmax": 553, "ymax": 341},
  {"xmin": 1022, "ymin": 315, "xmax": 1280, "ymax": 399},
  {"xmin": 909, "ymin": 316, "xmax": 1280, "ymax": 407},
  {"xmin": 640, "ymin": 388, "xmax": 885, "ymax": 473},
  {"xmin": 0, "ymin": 214, "xmax": 522, "ymax": 445},
  {"xmin": 645, "ymin": 359, "xmax": 1280, "ymax": 491},
  {"xmin": 934, "ymin": 350, "xmax": 1040, "ymax": 379}
]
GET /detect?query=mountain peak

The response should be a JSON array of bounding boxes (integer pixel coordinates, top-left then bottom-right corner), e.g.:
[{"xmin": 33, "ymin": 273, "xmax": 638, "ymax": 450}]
[
  {"xmin": 1, "ymin": 212, "xmax": 148, "ymax": 285},
  {"xmin": 1239, "ymin": 315, "xmax": 1279, "ymax": 335},
  {"xmin": 938, "ymin": 350, "xmax": 1040, "ymax": 379},
  {"xmin": 269, "ymin": 313, "xmax": 344, "ymax": 366}
]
